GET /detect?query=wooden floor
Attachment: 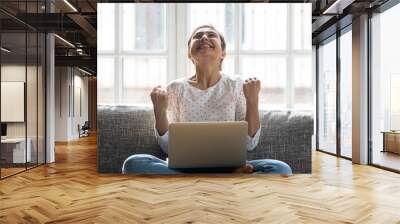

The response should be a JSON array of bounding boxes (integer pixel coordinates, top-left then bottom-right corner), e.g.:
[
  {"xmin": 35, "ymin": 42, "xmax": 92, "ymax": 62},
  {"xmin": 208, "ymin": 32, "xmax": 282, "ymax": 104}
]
[
  {"xmin": 372, "ymin": 150, "xmax": 400, "ymax": 171},
  {"xmin": 1, "ymin": 167, "xmax": 26, "ymax": 178},
  {"xmin": 1, "ymin": 163, "xmax": 45, "ymax": 178},
  {"xmin": 1, "ymin": 135, "xmax": 400, "ymax": 223}
]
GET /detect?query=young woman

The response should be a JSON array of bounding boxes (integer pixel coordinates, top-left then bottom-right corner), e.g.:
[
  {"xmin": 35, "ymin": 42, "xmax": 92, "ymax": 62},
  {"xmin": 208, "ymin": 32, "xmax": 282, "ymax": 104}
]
[{"xmin": 122, "ymin": 25, "xmax": 292, "ymax": 175}]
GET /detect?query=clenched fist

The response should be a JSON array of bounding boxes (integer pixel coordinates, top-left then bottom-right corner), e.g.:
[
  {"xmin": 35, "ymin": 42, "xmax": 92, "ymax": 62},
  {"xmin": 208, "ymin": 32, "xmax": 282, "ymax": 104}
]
[
  {"xmin": 243, "ymin": 77, "xmax": 261, "ymax": 105},
  {"xmin": 150, "ymin": 85, "xmax": 168, "ymax": 115}
]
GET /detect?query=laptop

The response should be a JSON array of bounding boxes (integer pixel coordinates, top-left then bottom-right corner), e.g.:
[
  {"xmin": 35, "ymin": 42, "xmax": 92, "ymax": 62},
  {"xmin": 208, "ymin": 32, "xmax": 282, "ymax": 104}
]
[{"xmin": 168, "ymin": 121, "xmax": 248, "ymax": 169}]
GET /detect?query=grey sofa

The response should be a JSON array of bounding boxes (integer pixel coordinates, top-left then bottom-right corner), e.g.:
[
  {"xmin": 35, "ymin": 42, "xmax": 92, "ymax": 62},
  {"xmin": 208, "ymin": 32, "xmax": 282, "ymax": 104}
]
[{"xmin": 97, "ymin": 105, "xmax": 314, "ymax": 173}]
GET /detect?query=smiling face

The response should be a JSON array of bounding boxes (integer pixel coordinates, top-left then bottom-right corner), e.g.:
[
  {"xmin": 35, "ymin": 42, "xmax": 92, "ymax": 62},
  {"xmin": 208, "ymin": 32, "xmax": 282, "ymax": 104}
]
[{"xmin": 187, "ymin": 26, "xmax": 226, "ymax": 70}]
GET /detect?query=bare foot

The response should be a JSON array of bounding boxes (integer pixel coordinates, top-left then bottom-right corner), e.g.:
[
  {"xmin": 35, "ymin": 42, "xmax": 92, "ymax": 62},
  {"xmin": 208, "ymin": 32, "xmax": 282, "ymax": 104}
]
[{"xmin": 233, "ymin": 164, "xmax": 254, "ymax": 173}]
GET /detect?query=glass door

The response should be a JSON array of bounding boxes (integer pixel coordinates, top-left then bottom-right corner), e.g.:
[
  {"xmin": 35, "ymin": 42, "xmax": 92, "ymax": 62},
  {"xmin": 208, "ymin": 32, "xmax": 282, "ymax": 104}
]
[
  {"xmin": 0, "ymin": 0, "xmax": 47, "ymax": 179},
  {"xmin": 1, "ymin": 30, "xmax": 28, "ymax": 178},
  {"xmin": 27, "ymin": 30, "xmax": 38, "ymax": 170}
]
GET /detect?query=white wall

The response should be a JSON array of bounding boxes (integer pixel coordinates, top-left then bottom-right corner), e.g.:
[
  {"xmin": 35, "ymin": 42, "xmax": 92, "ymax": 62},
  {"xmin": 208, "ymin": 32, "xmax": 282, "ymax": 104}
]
[
  {"xmin": 55, "ymin": 67, "xmax": 69, "ymax": 141},
  {"xmin": 55, "ymin": 67, "xmax": 89, "ymax": 141},
  {"xmin": 71, "ymin": 72, "xmax": 89, "ymax": 138}
]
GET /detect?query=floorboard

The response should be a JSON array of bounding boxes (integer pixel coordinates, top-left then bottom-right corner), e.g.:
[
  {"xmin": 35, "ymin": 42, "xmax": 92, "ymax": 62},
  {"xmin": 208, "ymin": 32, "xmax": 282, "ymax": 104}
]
[{"xmin": 1, "ymin": 134, "xmax": 400, "ymax": 223}]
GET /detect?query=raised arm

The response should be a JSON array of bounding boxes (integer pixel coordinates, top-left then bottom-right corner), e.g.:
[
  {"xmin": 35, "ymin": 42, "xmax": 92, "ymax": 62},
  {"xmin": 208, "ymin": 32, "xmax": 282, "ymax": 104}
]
[
  {"xmin": 243, "ymin": 78, "xmax": 261, "ymax": 137},
  {"xmin": 150, "ymin": 85, "xmax": 169, "ymax": 136}
]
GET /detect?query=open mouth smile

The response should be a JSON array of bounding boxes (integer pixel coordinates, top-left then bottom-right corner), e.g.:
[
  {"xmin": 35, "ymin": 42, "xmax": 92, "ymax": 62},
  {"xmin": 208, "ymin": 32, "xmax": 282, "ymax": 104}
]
[{"xmin": 197, "ymin": 42, "xmax": 214, "ymax": 50}]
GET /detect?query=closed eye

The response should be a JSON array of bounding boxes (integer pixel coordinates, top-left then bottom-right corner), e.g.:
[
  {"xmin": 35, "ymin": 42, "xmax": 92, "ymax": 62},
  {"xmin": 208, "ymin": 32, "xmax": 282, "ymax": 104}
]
[{"xmin": 192, "ymin": 31, "xmax": 219, "ymax": 39}]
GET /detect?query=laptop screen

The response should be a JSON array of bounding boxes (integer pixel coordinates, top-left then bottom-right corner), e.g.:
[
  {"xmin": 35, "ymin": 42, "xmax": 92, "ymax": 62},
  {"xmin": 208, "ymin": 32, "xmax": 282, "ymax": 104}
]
[{"xmin": 1, "ymin": 123, "xmax": 7, "ymax": 137}]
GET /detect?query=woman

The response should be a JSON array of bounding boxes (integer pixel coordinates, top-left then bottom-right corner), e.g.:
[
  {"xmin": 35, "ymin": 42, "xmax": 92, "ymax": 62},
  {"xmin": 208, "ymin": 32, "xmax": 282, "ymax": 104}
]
[{"xmin": 122, "ymin": 25, "xmax": 292, "ymax": 175}]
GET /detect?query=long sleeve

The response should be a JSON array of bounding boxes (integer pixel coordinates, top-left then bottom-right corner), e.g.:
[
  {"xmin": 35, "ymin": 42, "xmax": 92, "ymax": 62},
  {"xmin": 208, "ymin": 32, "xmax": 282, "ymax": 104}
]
[
  {"xmin": 246, "ymin": 127, "xmax": 261, "ymax": 151},
  {"xmin": 154, "ymin": 81, "xmax": 180, "ymax": 154},
  {"xmin": 154, "ymin": 127, "xmax": 169, "ymax": 154},
  {"xmin": 235, "ymin": 78, "xmax": 261, "ymax": 151}
]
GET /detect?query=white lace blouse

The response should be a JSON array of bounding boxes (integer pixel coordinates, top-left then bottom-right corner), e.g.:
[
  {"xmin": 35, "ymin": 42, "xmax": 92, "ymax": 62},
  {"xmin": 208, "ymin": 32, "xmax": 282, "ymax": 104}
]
[{"xmin": 155, "ymin": 74, "xmax": 261, "ymax": 154}]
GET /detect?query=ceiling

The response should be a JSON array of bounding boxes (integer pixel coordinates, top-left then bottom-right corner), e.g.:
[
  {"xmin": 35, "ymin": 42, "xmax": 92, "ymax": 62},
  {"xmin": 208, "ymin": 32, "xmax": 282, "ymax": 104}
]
[
  {"xmin": 0, "ymin": 0, "xmax": 393, "ymax": 75},
  {"xmin": 0, "ymin": 0, "xmax": 98, "ymax": 73}
]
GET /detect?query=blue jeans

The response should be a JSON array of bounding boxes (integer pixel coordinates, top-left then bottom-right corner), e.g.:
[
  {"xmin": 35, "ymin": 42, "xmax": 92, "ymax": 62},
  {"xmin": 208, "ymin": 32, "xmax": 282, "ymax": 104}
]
[{"xmin": 122, "ymin": 154, "xmax": 292, "ymax": 175}]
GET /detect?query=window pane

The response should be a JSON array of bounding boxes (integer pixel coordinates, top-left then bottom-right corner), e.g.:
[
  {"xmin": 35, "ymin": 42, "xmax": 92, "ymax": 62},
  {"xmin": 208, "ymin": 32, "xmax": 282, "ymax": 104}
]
[
  {"xmin": 242, "ymin": 4, "xmax": 287, "ymax": 51},
  {"xmin": 340, "ymin": 30, "xmax": 352, "ymax": 158},
  {"xmin": 38, "ymin": 33, "xmax": 46, "ymax": 165},
  {"xmin": 390, "ymin": 74, "xmax": 400, "ymax": 129},
  {"xmin": 318, "ymin": 38, "xmax": 337, "ymax": 154},
  {"xmin": 371, "ymin": 3, "xmax": 400, "ymax": 171},
  {"xmin": 241, "ymin": 56, "xmax": 287, "ymax": 109},
  {"xmin": 292, "ymin": 4, "xmax": 311, "ymax": 50},
  {"xmin": 391, "ymin": 75, "xmax": 400, "ymax": 116},
  {"xmin": 188, "ymin": 55, "xmax": 235, "ymax": 78},
  {"xmin": 221, "ymin": 56, "xmax": 235, "ymax": 77},
  {"xmin": 1, "ymin": 31, "xmax": 27, "ymax": 177},
  {"xmin": 97, "ymin": 57, "xmax": 115, "ymax": 104},
  {"xmin": 98, "ymin": 4, "xmax": 115, "ymax": 52},
  {"xmin": 122, "ymin": 4, "xmax": 166, "ymax": 51},
  {"xmin": 27, "ymin": 32, "xmax": 38, "ymax": 169},
  {"xmin": 122, "ymin": 57, "xmax": 167, "ymax": 105},
  {"xmin": 189, "ymin": 3, "xmax": 235, "ymax": 51},
  {"xmin": 294, "ymin": 56, "xmax": 313, "ymax": 109}
]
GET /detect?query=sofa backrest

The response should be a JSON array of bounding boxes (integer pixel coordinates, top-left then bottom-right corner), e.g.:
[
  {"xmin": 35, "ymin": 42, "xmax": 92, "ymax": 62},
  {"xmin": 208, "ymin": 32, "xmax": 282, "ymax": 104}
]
[{"xmin": 98, "ymin": 105, "xmax": 314, "ymax": 173}]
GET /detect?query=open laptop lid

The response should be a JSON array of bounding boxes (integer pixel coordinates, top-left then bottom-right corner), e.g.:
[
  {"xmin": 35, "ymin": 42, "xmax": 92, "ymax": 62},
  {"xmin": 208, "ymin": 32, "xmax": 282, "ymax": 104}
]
[{"xmin": 168, "ymin": 121, "xmax": 247, "ymax": 169}]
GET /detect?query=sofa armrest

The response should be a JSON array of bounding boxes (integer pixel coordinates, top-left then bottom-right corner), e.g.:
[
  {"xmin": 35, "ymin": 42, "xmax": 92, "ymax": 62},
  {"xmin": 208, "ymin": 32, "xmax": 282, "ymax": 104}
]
[
  {"xmin": 247, "ymin": 111, "xmax": 314, "ymax": 173},
  {"xmin": 97, "ymin": 105, "xmax": 167, "ymax": 173}
]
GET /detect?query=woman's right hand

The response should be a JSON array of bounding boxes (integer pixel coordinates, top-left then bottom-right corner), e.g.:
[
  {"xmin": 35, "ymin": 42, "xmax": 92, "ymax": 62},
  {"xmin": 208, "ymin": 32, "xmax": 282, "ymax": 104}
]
[{"xmin": 150, "ymin": 85, "xmax": 168, "ymax": 115}]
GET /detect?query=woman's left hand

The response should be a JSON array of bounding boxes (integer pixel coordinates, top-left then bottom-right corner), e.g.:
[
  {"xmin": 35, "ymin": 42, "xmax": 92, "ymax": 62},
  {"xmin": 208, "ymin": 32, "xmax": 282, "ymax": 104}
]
[{"xmin": 243, "ymin": 77, "xmax": 261, "ymax": 105}]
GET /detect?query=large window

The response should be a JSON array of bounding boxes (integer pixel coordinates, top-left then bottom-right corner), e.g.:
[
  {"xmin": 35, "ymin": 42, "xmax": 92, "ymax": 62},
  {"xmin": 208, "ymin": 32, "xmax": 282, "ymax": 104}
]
[
  {"xmin": 98, "ymin": 3, "xmax": 312, "ymax": 110},
  {"xmin": 98, "ymin": 4, "xmax": 168, "ymax": 105},
  {"xmin": 316, "ymin": 27, "xmax": 352, "ymax": 159},
  {"xmin": 317, "ymin": 37, "xmax": 337, "ymax": 155},
  {"xmin": 371, "ymin": 3, "xmax": 400, "ymax": 171},
  {"xmin": 340, "ymin": 29, "xmax": 352, "ymax": 158}
]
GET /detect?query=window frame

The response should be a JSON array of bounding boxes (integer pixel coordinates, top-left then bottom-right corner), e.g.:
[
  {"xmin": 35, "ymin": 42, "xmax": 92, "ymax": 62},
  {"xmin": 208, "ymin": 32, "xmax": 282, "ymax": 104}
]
[
  {"xmin": 97, "ymin": 3, "xmax": 313, "ymax": 110},
  {"xmin": 184, "ymin": 3, "xmax": 312, "ymax": 109}
]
